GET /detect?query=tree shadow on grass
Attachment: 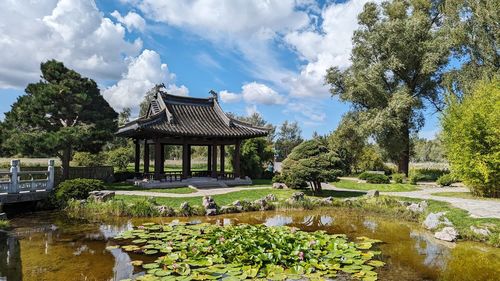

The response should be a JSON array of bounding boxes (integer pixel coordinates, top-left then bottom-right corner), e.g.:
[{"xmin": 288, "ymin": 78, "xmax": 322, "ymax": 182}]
[{"xmin": 303, "ymin": 189, "xmax": 366, "ymax": 198}]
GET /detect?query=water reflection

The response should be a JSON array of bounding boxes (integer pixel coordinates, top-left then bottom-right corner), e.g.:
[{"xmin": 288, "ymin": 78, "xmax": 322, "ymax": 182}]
[
  {"xmin": 410, "ymin": 231, "xmax": 452, "ymax": 269},
  {"xmin": 0, "ymin": 231, "xmax": 22, "ymax": 281}
]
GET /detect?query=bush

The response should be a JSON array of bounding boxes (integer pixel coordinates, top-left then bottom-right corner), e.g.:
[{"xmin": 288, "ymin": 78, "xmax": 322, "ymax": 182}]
[
  {"xmin": 358, "ymin": 146, "xmax": 385, "ymax": 172},
  {"xmin": 55, "ymin": 178, "xmax": 104, "ymax": 204},
  {"xmin": 126, "ymin": 198, "xmax": 159, "ymax": 217},
  {"xmin": 72, "ymin": 152, "xmax": 105, "ymax": 167},
  {"xmin": 436, "ymin": 174, "xmax": 458, "ymax": 186},
  {"xmin": 106, "ymin": 147, "xmax": 134, "ymax": 171},
  {"xmin": 272, "ymin": 173, "xmax": 285, "ymax": 183},
  {"xmin": 358, "ymin": 172, "xmax": 372, "ymax": 180},
  {"xmin": 442, "ymin": 78, "xmax": 499, "ymax": 197},
  {"xmin": 392, "ymin": 173, "xmax": 405, "ymax": 184},
  {"xmin": 365, "ymin": 174, "xmax": 390, "ymax": 184},
  {"xmin": 409, "ymin": 168, "xmax": 449, "ymax": 182}
]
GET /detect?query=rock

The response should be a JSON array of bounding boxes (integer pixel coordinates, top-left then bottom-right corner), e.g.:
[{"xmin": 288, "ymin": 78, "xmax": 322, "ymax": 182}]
[
  {"xmin": 407, "ymin": 201, "xmax": 428, "ymax": 213},
  {"xmin": 180, "ymin": 202, "xmax": 191, "ymax": 215},
  {"xmin": 156, "ymin": 205, "xmax": 175, "ymax": 216},
  {"xmin": 253, "ymin": 198, "xmax": 268, "ymax": 211},
  {"xmin": 321, "ymin": 196, "xmax": 335, "ymax": 204},
  {"xmin": 220, "ymin": 205, "xmax": 238, "ymax": 214},
  {"xmin": 272, "ymin": 182, "xmax": 288, "ymax": 189},
  {"xmin": 470, "ymin": 226, "xmax": 491, "ymax": 236},
  {"xmin": 434, "ymin": 227, "xmax": 459, "ymax": 242},
  {"xmin": 205, "ymin": 208, "xmax": 217, "ymax": 216},
  {"xmin": 423, "ymin": 212, "xmax": 452, "ymax": 230},
  {"xmin": 232, "ymin": 200, "xmax": 243, "ymax": 211},
  {"xmin": 202, "ymin": 196, "xmax": 217, "ymax": 209},
  {"xmin": 265, "ymin": 194, "xmax": 277, "ymax": 202},
  {"xmin": 291, "ymin": 192, "xmax": 305, "ymax": 201},
  {"xmin": 365, "ymin": 190, "xmax": 379, "ymax": 198},
  {"xmin": 88, "ymin": 191, "xmax": 115, "ymax": 202}
]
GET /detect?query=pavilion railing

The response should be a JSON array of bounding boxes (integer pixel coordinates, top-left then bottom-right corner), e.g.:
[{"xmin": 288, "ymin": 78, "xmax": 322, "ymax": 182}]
[
  {"xmin": 217, "ymin": 172, "xmax": 235, "ymax": 180},
  {"xmin": 0, "ymin": 160, "xmax": 55, "ymax": 194},
  {"xmin": 142, "ymin": 172, "xmax": 183, "ymax": 182},
  {"xmin": 190, "ymin": 170, "xmax": 211, "ymax": 178}
]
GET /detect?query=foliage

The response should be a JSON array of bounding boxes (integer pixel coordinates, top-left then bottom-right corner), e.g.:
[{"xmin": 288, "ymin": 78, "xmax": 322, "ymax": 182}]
[
  {"xmin": 391, "ymin": 173, "xmax": 405, "ymax": 184},
  {"xmin": 106, "ymin": 146, "xmax": 134, "ymax": 171},
  {"xmin": 436, "ymin": 174, "xmax": 458, "ymax": 187},
  {"xmin": 281, "ymin": 139, "xmax": 342, "ymax": 192},
  {"xmin": 128, "ymin": 198, "xmax": 160, "ymax": 217},
  {"xmin": 357, "ymin": 146, "xmax": 386, "ymax": 172},
  {"xmin": 0, "ymin": 220, "xmax": 10, "ymax": 229},
  {"xmin": 364, "ymin": 174, "xmax": 390, "ymax": 184},
  {"xmin": 441, "ymin": 78, "xmax": 499, "ymax": 197},
  {"xmin": 228, "ymin": 137, "xmax": 273, "ymax": 179},
  {"xmin": 72, "ymin": 152, "xmax": 106, "ymax": 167},
  {"xmin": 55, "ymin": 178, "xmax": 104, "ymax": 204},
  {"xmin": 411, "ymin": 137, "xmax": 445, "ymax": 163},
  {"xmin": 1, "ymin": 60, "xmax": 117, "ymax": 179},
  {"xmin": 409, "ymin": 168, "xmax": 449, "ymax": 184},
  {"xmin": 139, "ymin": 84, "xmax": 164, "ymax": 117},
  {"xmin": 114, "ymin": 222, "xmax": 385, "ymax": 281},
  {"xmin": 326, "ymin": 0, "xmax": 450, "ymax": 175},
  {"xmin": 274, "ymin": 121, "xmax": 303, "ymax": 161}
]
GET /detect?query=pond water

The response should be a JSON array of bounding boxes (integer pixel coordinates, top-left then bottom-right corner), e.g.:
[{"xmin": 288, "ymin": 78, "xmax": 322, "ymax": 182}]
[{"xmin": 0, "ymin": 209, "xmax": 499, "ymax": 281}]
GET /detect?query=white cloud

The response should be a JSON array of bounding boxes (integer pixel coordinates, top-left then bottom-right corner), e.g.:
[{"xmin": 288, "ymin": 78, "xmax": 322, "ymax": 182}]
[
  {"xmin": 103, "ymin": 49, "xmax": 188, "ymax": 113},
  {"xmin": 111, "ymin": 10, "xmax": 146, "ymax": 32},
  {"xmin": 220, "ymin": 90, "xmax": 241, "ymax": 103},
  {"xmin": 245, "ymin": 104, "xmax": 259, "ymax": 116},
  {"xmin": 0, "ymin": 0, "xmax": 142, "ymax": 88}
]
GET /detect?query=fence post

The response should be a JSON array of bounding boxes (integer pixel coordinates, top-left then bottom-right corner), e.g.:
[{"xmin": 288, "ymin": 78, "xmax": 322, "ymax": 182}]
[
  {"xmin": 47, "ymin": 160, "xmax": 55, "ymax": 191},
  {"xmin": 9, "ymin": 159, "xmax": 19, "ymax": 194}
]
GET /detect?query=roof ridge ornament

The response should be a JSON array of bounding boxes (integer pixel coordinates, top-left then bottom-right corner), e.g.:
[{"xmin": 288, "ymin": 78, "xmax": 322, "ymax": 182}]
[{"xmin": 209, "ymin": 89, "xmax": 218, "ymax": 101}]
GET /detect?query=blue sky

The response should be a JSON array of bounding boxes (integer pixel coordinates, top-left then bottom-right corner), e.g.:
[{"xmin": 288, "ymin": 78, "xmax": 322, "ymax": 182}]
[{"xmin": 0, "ymin": 0, "xmax": 441, "ymax": 139}]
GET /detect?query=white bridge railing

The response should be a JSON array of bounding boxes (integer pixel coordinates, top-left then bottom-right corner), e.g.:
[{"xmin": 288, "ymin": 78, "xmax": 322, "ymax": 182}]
[{"xmin": 0, "ymin": 160, "xmax": 55, "ymax": 194}]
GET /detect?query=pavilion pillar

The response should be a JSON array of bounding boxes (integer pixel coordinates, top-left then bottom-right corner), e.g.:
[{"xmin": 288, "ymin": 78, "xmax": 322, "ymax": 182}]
[
  {"xmin": 143, "ymin": 141, "xmax": 150, "ymax": 174},
  {"xmin": 207, "ymin": 145, "xmax": 212, "ymax": 173},
  {"xmin": 234, "ymin": 140, "xmax": 241, "ymax": 178},
  {"xmin": 211, "ymin": 144, "xmax": 218, "ymax": 178},
  {"xmin": 134, "ymin": 139, "xmax": 140, "ymax": 174},
  {"xmin": 154, "ymin": 140, "xmax": 162, "ymax": 180},
  {"xmin": 219, "ymin": 145, "xmax": 225, "ymax": 175},
  {"xmin": 160, "ymin": 144, "xmax": 165, "ymax": 174},
  {"xmin": 182, "ymin": 143, "xmax": 190, "ymax": 179}
]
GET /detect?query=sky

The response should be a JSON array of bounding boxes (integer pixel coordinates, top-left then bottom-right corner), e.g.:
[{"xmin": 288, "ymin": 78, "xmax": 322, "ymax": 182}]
[{"xmin": 0, "ymin": 0, "xmax": 441, "ymax": 139}]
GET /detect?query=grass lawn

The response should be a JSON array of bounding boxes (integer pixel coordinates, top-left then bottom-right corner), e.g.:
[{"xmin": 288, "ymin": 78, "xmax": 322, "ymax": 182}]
[
  {"xmin": 431, "ymin": 192, "xmax": 500, "ymax": 202},
  {"xmin": 331, "ymin": 179, "xmax": 418, "ymax": 192},
  {"xmin": 115, "ymin": 188, "xmax": 365, "ymax": 208},
  {"xmin": 104, "ymin": 182, "xmax": 196, "ymax": 194}
]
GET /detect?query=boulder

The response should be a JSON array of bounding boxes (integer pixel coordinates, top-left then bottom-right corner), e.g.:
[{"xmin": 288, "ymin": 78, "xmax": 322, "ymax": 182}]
[
  {"xmin": 321, "ymin": 196, "xmax": 335, "ymax": 204},
  {"xmin": 220, "ymin": 205, "xmax": 238, "ymax": 214},
  {"xmin": 156, "ymin": 205, "xmax": 175, "ymax": 216},
  {"xmin": 434, "ymin": 227, "xmax": 459, "ymax": 242},
  {"xmin": 407, "ymin": 201, "xmax": 428, "ymax": 213},
  {"xmin": 253, "ymin": 198, "xmax": 268, "ymax": 211},
  {"xmin": 179, "ymin": 202, "xmax": 191, "ymax": 215},
  {"xmin": 232, "ymin": 200, "xmax": 243, "ymax": 212},
  {"xmin": 291, "ymin": 192, "xmax": 305, "ymax": 201},
  {"xmin": 205, "ymin": 208, "xmax": 217, "ymax": 216},
  {"xmin": 265, "ymin": 194, "xmax": 277, "ymax": 202},
  {"xmin": 470, "ymin": 226, "xmax": 491, "ymax": 237},
  {"xmin": 272, "ymin": 182, "xmax": 288, "ymax": 189},
  {"xmin": 202, "ymin": 196, "xmax": 218, "ymax": 210},
  {"xmin": 423, "ymin": 212, "xmax": 452, "ymax": 230},
  {"xmin": 365, "ymin": 190, "xmax": 379, "ymax": 198},
  {"xmin": 88, "ymin": 191, "xmax": 115, "ymax": 202}
]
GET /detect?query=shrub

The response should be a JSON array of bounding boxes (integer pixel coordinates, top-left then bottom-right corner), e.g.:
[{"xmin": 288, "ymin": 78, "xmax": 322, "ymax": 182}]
[
  {"xmin": 365, "ymin": 174, "xmax": 390, "ymax": 184},
  {"xmin": 436, "ymin": 174, "xmax": 459, "ymax": 186},
  {"xmin": 72, "ymin": 151, "xmax": 105, "ymax": 166},
  {"xmin": 55, "ymin": 178, "xmax": 104, "ymax": 204},
  {"xmin": 409, "ymin": 168, "xmax": 449, "ymax": 182},
  {"xmin": 106, "ymin": 147, "xmax": 134, "ymax": 171},
  {"xmin": 126, "ymin": 198, "xmax": 159, "ymax": 217},
  {"xmin": 358, "ymin": 146, "xmax": 385, "ymax": 172},
  {"xmin": 392, "ymin": 173, "xmax": 405, "ymax": 183},
  {"xmin": 272, "ymin": 173, "xmax": 285, "ymax": 183},
  {"xmin": 358, "ymin": 172, "xmax": 372, "ymax": 180},
  {"xmin": 442, "ymin": 78, "xmax": 499, "ymax": 197}
]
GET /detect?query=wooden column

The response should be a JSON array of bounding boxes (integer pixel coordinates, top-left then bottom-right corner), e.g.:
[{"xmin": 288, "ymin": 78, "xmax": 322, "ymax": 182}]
[
  {"xmin": 187, "ymin": 145, "xmax": 191, "ymax": 176},
  {"xmin": 207, "ymin": 145, "xmax": 212, "ymax": 173},
  {"xmin": 219, "ymin": 145, "xmax": 225, "ymax": 175},
  {"xmin": 182, "ymin": 143, "xmax": 189, "ymax": 179},
  {"xmin": 143, "ymin": 140, "xmax": 150, "ymax": 174},
  {"xmin": 234, "ymin": 140, "xmax": 241, "ymax": 178},
  {"xmin": 134, "ymin": 139, "xmax": 140, "ymax": 174},
  {"xmin": 160, "ymin": 144, "xmax": 165, "ymax": 174},
  {"xmin": 154, "ymin": 140, "xmax": 162, "ymax": 180},
  {"xmin": 211, "ymin": 144, "xmax": 217, "ymax": 178}
]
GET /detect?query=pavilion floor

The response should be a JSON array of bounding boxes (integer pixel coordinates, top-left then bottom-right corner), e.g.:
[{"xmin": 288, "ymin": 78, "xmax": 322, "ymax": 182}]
[{"xmin": 127, "ymin": 176, "xmax": 252, "ymax": 189}]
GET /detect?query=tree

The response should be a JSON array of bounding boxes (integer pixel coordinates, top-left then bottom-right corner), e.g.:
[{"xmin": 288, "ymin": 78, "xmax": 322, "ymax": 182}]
[
  {"xmin": 281, "ymin": 139, "xmax": 342, "ymax": 193},
  {"xmin": 411, "ymin": 136, "xmax": 445, "ymax": 162},
  {"xmin": 2, "ymin": 60, "xmax": 117, "ymax": 179},
  {"xmin": 441, "ymin": 77, "xmax": 499, "ymax": 197},
  {"xmin": 118, "ymin": 107, "xmax": 131, "ymax": 126},
  {"xmin": 329, "ymin": 113, "xmax": 366, "ymax": 174},
  {"xmin": 326, "ymin": 0, "xmax": 450, "ymax": 175},
  {"xmin": 275, "ymin": 121, "xmax": 303, "ymax": 161},
  {"xmin": 236, "ymin": 138, "xmax": 274, "ymax": 178}
]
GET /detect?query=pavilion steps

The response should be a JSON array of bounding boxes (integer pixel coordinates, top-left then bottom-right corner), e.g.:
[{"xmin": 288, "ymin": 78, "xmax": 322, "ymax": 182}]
[{"xmin": 188, "ymin": 181, "xmax": 228, "ymax": 189}]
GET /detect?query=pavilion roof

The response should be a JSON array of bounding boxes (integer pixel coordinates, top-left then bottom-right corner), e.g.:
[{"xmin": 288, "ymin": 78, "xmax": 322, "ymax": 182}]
[{"xmin": 116, "ymin": 91, "xmax": 269, "ymax": 139}]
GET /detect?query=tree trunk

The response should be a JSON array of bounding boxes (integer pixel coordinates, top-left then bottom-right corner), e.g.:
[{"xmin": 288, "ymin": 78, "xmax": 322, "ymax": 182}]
[
  {"xmin": 315, "ymin": 181, "xmax": 322, "ymax": 193},
  {"xmin": 398, "ymin": 122, "xmax": 410, "ymax": 176},
  {"xmin": 61, "ymin": 146, "xmax": 72, "ymax": 180}
]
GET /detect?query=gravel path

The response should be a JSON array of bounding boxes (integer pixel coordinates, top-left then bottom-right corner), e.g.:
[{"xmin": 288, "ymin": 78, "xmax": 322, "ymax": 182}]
[
  {"xmin": 325, "ymin": 183, "xmax": 500, "ymax": 219},
  {"xmin": 111, "ymin": 186, "xmax": 270, "ymax": 198}
]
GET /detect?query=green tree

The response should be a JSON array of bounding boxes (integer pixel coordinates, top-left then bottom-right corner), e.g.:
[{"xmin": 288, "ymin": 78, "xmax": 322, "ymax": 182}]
[
  {"xmin": 326, "ymin": 0, "xmax": 450, "ymax": 175},
  {"xmin": 237, "ymin": 138, "xmax": 274, "ymax": 178},
  {"xmin": 441, "ymin": 77, "xmax": 499, "ymax": 197},
  {"xmin": 2, "ymin": 60, "xmax": 117, "ymax": 179},
  {"xmin": 329, "ymin": 113, "xmax": 366, "ymax": 174},
  {"xmin": 411, "ymin": 136, "xmax": 445, "ymax": 162},
  {"xmin": 106, "ymin": 146, "xmax": 134, "ymax": 171},
  {"xmin": 275, "ymin": 121, "xmax": 303, "ymax": 161},
  {"xmin": 281, "ymin": 139, "xmax": 342, "ymax": 193}
]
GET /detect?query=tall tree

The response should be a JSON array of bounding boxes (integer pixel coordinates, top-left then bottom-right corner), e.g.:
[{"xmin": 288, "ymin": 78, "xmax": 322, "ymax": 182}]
[
  {"xmin": 326, "ymin": 0, "xmax": 450, "ymax": 175},
  {"xmin": 275, "ymin": 121, "xmax": 303, "ymax": 161},
  {"xmin": 2, "ymin": 60, "xmax": 117, "ymax": 179}
]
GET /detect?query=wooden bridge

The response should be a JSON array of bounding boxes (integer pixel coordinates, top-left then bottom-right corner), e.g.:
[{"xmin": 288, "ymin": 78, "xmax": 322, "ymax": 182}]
[{"xmin": 0, "ymin": 160, "xmax": 54, "ymax": 204}]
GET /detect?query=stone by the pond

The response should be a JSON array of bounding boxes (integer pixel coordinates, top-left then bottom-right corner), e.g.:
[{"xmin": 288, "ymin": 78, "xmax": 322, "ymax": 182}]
[
  {"xmin": 366, "ymin": 190, "xmax": 379, "ymax": 198},
  {"xmin": 202, "ymin": 196, "xmax": 217, "ymax": 209},
  {"xmin": 220, "ymin": 205, "xmax": 238, "ymax": 214},
  {"xmin": 88, "ymin": 191, "xmax": 115, "ymax": 202},
  {"xmin": 205, "ymin": 208, "xmax": 217, "ymax": 216},
  {"xmin": 156, "ymin": 205, "xmax": 174, "ymax": 216},
  {"xmin": 253, "ymin": 198, "xmax": 268, "ymax": 211},
  {"xmin": 265, "ymin": 193, "xmax": 277, "ymax": 201},
  {"xmin": 232, "ymin": 200, "xmax": 243, "ymax": 211},
  {"xmin": 272, "ymin": 182, "xmax": 288, "ymax": 189},
  {"xmin": 470, "ymin": 226, "xmax": 491, "ymax": 236},
  {"xmin": 291, "ymin": 192, "xmax": 305, "ymax": 201},
  {"xmin": 423, "ymin": 212, "xmax": 452, "ymax": 230},
  {"xmin": 321, "ymin": 196, "xmax": 335, "ymax": 204},
  {"xmin": 434, "ymin": 227, "xmax": 459, "ymax": 242},
  {"xmin": 407, "ymin": 201, "xmax": 428, "ymax": 213}
]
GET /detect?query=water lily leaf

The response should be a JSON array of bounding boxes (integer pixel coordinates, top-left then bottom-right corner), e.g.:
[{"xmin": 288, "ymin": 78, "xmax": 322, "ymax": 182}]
[
  {"xmin": 143, "ymin": 263, "xmax": 160, "ymax": 269},
  {"xmin": 131, "ymin": 260, "xmax": 143, "ymax": 266},
  {"xmin": 368, "ymin": 260, "xmax": 385, "ymax": 267}
]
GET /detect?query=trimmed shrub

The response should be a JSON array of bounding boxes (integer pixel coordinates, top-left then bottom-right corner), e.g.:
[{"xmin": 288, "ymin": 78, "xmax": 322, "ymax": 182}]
[
  {"xmin": 409, "ymin": 168, "xmax": 449, "ymax": 182},
  {"xmin": 365, "ymin": 174, "xmax": 390, "ymax": 184},
  {"xmin": 358, "ymin": 172, "xmax": 372, "ymax": 180},
  {"xmin": 72, "ymin": 152, "xmax": 105, "ymax": 167},
  {"xmin": 272, "ymin": 173, "xmax": 285, "ymax": 183},
  {"xmin": 106, "ymin": 147, "xmax": 134, "ymax": 171},
  {"xmin": 436, "ymin": 174, "xmax": 458, "ymax": 186},
  {"xmin": 392, "ymin": 173, "xmax": 405, "ymax": 184},
  {"xmin": 55, "ymin": 178, "xmax": 104, "ymax": 204}
]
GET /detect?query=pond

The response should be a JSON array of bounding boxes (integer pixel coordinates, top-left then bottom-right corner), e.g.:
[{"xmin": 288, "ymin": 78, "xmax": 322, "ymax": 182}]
[{"xmin": 1, "ymin": 209, "xmax": 499, "ymax": 281}]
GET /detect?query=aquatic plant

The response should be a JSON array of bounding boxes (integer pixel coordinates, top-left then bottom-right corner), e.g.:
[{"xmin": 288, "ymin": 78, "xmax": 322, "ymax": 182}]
[{"xmin": 114, "ymin": 222, "xmax": 385, "ymax": 280}]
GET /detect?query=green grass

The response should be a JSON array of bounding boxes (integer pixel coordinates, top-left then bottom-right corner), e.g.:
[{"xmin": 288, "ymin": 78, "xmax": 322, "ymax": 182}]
[
  {"xmin": 331, "ymin": 179, "xmax": 418, "ymax": 192},
  {"xmin": 0, "ymin": 220, "xmax": 10, "ymax": 229},
  {"xmin": 115, "ymin": 188, "xmax": 364, "ymax": 208},
  {"xmin": 104, "ymin": 182, "xmax": 196, "ymax": 194},
  {"xmin": 431, "ymin": 192, "xmax": 500, "ymax": 202}
]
